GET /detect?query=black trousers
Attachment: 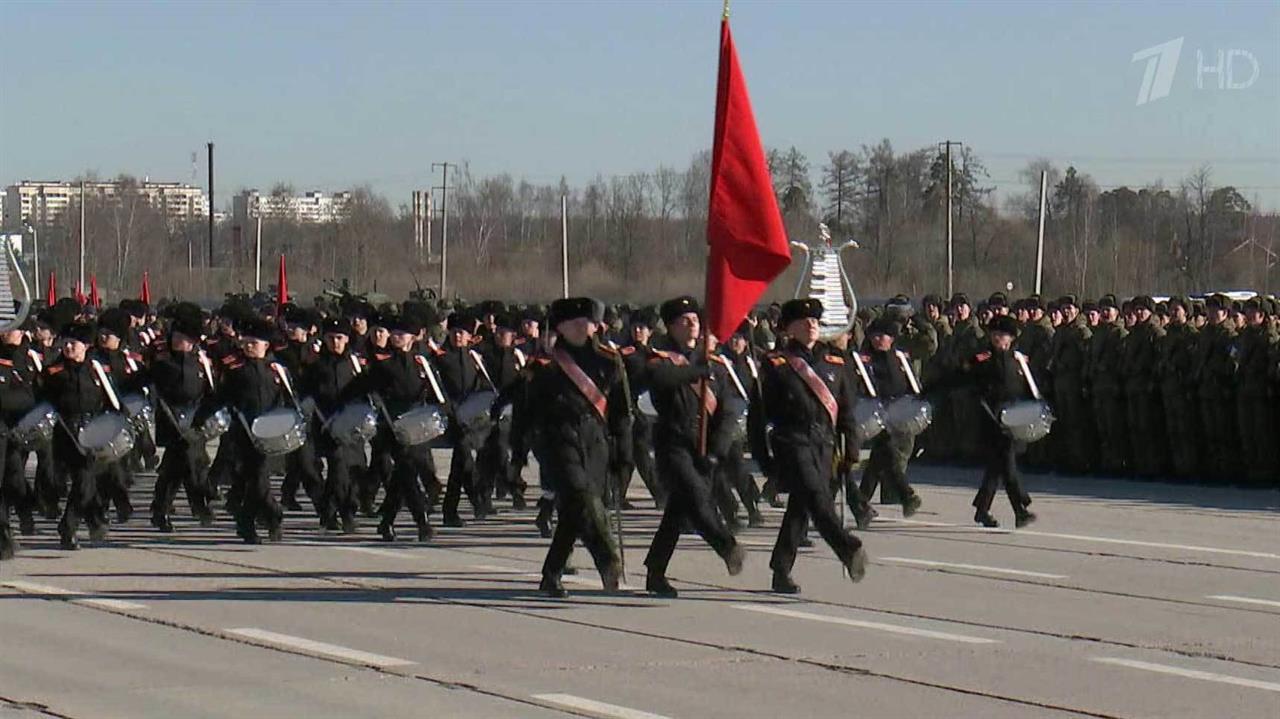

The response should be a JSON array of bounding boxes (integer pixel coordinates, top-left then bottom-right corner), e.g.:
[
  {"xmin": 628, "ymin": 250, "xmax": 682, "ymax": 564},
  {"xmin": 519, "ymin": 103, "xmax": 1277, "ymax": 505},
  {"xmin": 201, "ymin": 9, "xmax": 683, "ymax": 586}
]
[
  {"xmin": 769, "ymin": 439, "xmax": 862, "ymax": 576},
  {"xmin": 443, "ymin": 428, "xmax": 485, "ymax": 519},
  {"xmin": 151, "ymin": 439, "xmax": 212, "ymax": 518},
  {"xmin": 973, "ymin": 429, "xmax": 1030, "ymax": 514},
  {"xmin": 379, "ymin": 440, "xmax": 433, "ymax": 529},
  {"xmin": 1, "ymin": 435, "xmax": 33, "ymax": 524},
  {"xmin": 361, "ymin": 435, "xmax": 394, "ymax": 509},
  {"xmin": 859, "ymin": 432, "xmax": 916, "ymax": 504},
  {"xmin": 644, "ymin": 444, "xmax": 737, "ymax": 577},
  {"xmin": 223, "ymin": 429, "xmax": 281, "ymax": 532},
  {"xmin": 712, "ymin": 438, "xmax": 759, "ymax": 522},
  {"xmin": 542, "ymin": 486, "xmax": 617, "ymax": 579},
  {"xmin": 614, "ymin": 416, "xmax": 662, "ymax": 506},
  {"xmin": 295, "ymin": 433, "xmax": 362, "ymax": 523},
  {"xmin": 55, "ymin": 429, "xmax": 105, "ymax": 539}
]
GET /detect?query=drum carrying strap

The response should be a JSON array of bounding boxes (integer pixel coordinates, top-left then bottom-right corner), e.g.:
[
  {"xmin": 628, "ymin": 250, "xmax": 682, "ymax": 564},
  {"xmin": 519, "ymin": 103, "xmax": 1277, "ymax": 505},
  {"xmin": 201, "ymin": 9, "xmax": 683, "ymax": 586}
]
[
  {"xmin": 787, "ymin": 355, "xmax": 838, "ymax": 426},
  {"xmin": 895, "ymin": 350, "xmax": 923, "ymax": 394},
  {"xmin": 269, "ymin": 362, "xmax": 297, "ymax": 400},
  {"xmin": 513, "ymin": 347, "xmax": 527, "ymax": 370},
  {"xmin": 469, "ymin": 349, "xmax": 497, "ymax": 392},
  {"xmin": 719, "ymin": 355, "xmax": 749, "ymax": 401},
  {"xmin": 349, "ymin": 354, "xmax": 362, "ymax": 375},
  {"xmin": 89, "ymin": 359, "xmax": 122, "ymax": 412},
  {"xmin": 1013, "ymin": 351, "xmax": 1042, "ymax": 400},
  {"xmin": 27, "ymin": 349, "xmax": 43, "ymax": 373},
  {"xmin": 414, "ymin": 355, "xmax": 446, "ymax": 404},
  {"xmin": 197, "ymin": 350, "xmax": 216, "ymax": 392},
  {"xmin": 553, "ymin": 348, "xmax": 608, "ymax": 420},
  {"xmin": 850, "ymin": 352, "xmax": 877, "ymax": 398}
]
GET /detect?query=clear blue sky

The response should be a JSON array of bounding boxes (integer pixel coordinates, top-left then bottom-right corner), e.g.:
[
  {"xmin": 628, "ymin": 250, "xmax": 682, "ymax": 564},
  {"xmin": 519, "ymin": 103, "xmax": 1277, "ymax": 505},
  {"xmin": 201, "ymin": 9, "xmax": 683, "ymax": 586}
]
[{"xmin": 2, "ymin": 0, "xmax": 1277, "ymax": 210}]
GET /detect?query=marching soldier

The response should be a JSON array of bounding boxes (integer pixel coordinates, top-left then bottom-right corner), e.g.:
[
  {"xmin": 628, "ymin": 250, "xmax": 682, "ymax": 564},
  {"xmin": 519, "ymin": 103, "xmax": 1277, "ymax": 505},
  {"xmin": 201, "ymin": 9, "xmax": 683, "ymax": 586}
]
[
  {"xmin": 615, "ymin": 307, "xmax": 663, "ymax": 509},
  {"xmin": 1192, "ymin": 294, "xmax": 1240, "ymax": 482},
  {"xmin": 297, "ymin": 317, "xmax": 365, "ymax": 532},
  {"xmin": 148, "ymin": 303, "xmax": 218, "ymax": 532},
  {"xmin": 196, "ymin": 318, "xmax": 293, "ymax": 544},
  {"xmin": 854, "ymin": 318, "xmax": 924, "ymax": 525},
  {"xmin": 0, "ymin": 323, "xmax": 39, "ymax": 553},
  {"xmin": 639, "ymin": 297, "xmax": 746, "ymax": 598},
  {"xmin": 965, "ymin": 315, "xmax": 1036, "ymax": 528},
  {"xmin": 715, "ymin": 321, "xmax": 765, "ymax": 528},
  {"xmin": 1235, "ymin": 297, "xmax": 1278, "ymax": 485},
  {"xmin": 477, "ymin": 312, "xmax": 529, "ymax": 511},
  {"xmin": 513, "ymin": 298, "xmax": 628, "ymax": 598},
  {"xmin": 432, "ymin": 310, "xmax": 494, "ymax": 526},
  {"xmin": 752, "ymin": 298, "xmax": 868, "ymax": 594}
]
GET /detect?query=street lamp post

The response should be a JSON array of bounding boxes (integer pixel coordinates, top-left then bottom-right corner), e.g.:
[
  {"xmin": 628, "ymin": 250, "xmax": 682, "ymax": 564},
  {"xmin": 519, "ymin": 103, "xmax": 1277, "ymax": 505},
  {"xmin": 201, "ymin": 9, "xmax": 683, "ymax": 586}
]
[{"xmin": 23, "ymin": 222, "xmax": 39, "ymax": 301}]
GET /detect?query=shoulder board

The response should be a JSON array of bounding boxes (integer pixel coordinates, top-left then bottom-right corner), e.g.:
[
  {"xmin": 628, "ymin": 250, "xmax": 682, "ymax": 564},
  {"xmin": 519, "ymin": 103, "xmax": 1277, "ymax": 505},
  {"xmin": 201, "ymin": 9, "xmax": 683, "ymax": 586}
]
[
  {"xmin": 373, "ymin": 352, "xmax": 392, "ymax": 362},
  {"xmin": 595, "ymin": 343, "xmax": 619, "ymax": 357},
  {"xmin": 769, "ymin": 356, "xmax": 787, "ymax": 367},
  {"xmin": 650, "ymin": 348, "xmax": 672, "ymax": 359},
  {"xmin": 271, "ymin": 342, "xmax": 287, "ymax": 352},
  {"xmin": 708, "ymin": 354, "xmax": 730, "ymax": 366},
  {"xmin": 534, "ymin": 357, "xmax": 552, "ymax": 366},
  {"xmin": 220, "ymin": 354, "xmax": 238, "ymax": 365},
  {"xmin": 469, "ymin": 336, "xmax": 484, "ymax": 347},
  {"xmin": 824, "ymin": 354, "xmax": 845, "ymax": 365},
  {"xmin": 430, "ymin": 347, "xmax": 446, "ymax": 357},
  {"xmin": 226, "ymin": 360, "xmax": 244, "ymax": 370},
  {"xmin": 46, "ymin": 364, "xmax": 65, "ymax": 375},
  {"xmin": 620, "ymin": 346, "xmax": 637, "ymax": 356},
  {"xmin": 99, "ymin": 364, "xmax": 113, "ymax": 373},
  {"xmin": 0, "ymin": 358, "xmax": 12, "ymax": 368},
  {"xmin": 359, "ymin": 356, "xmax": 369, "ymax": 366},
  {"xmin": 127, "ymin": 351, "xmax": 144, "ymax": 362},
  {"xmin": 975, "ymin": 351, "xmax": 992, "ymax": 363}
]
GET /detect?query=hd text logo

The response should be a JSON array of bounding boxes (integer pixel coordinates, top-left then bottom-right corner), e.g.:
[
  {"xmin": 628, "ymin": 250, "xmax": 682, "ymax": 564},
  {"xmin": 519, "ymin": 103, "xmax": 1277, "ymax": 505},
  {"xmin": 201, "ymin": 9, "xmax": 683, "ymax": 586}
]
[{"xmin": 1131, "ymin": 37, "xmax": 1260, "ymax": 106}]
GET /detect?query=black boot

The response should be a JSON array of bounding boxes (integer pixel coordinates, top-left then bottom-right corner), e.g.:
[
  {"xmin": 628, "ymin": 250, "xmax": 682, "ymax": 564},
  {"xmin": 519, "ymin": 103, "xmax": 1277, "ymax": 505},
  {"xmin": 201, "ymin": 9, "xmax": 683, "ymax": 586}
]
[
  {"xmin": 974, "ymin": 511, "xmax": 999, "ymax": 528},
  {"xmin": 539, "ymin": 574, "xmax": 568, "ymax": 598},
  {"xmin": 341, "ymin": 514, "xmax": 358, "ymax": 535},
  {"xmin": 724, "ymin": 543, "xmax": 746, "ymax": 576},
  {"xmin": 844, "ymin": 546, "xmax": 868, "ymax": 583},
  {"xmin": 377, "ymin": 520, "xmax": 397, "ymax": 542},
  {"xmin": 18, "ymin": 513, "xmax": 36, "ymax": 536},
  {"xmin": 771, "ymin": 571, "xmax": 800, "ymax": 594},
  {"xmin": 417, "ymin": 523, "xmax": 434, "ymax": 543},
  {"xmin": 645, "ymin": 572, "xmax": 678, "ymax": 598},
  {"xmin": 1014, "ymin": 509, "xmax": 1037, "ymax": 528},
  {"xmin": 902, "ymin": 494, "xmax": 922, "ymax": 518},
  {"xmin": 151, "ymin": 514, "xmax": 175, "ymax": 533},
  {"xmin": 535, "ymin": 498, "xmax": 554, "ymax": 538}
]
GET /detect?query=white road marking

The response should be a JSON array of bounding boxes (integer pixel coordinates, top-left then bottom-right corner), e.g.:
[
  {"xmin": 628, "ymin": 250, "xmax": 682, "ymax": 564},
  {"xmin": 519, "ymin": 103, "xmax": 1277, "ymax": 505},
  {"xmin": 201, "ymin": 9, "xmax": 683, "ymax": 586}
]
[
  {"xmin": 470, "ymin": 564, "xmax": 526, "ymax": 574},
  {"xmin": 736, "ymin": 539, "xmax": 773, "ymax": 548},
  {"xmin": 469, "ymin": 564, "xmax": 638, "ymax": 590},
  {"xmin": 333, "ymin": 545, "xmax": 416, "ymax": 560},
  {"xmin": 1018, "ymin": 531, "xmax": 1280, "ymax": 560},
  {"xmin": 225, "ymin": 627, "xmax": 415, "ymax": 667},
  {"xmin": 1092, "ymin": 657, "xmax": 1280, "ymax": 693},
  {"xmin": 2, "ymin": 580, "xmax": 148, "ymax": 610},
  {"xmin": 734, "ymin": 603, "xmax": 999, "ymax": 644},
  {"xmin": 532, "ymin": 693, "xmax": 673, "ymax": 719},
  {"xmin": 879, "ymin": 557, "xmax": 1067, "ymax": 579},
  {"xmin": 1206, "ymin": 594, "xmax": 1280, "ymax": 609}
]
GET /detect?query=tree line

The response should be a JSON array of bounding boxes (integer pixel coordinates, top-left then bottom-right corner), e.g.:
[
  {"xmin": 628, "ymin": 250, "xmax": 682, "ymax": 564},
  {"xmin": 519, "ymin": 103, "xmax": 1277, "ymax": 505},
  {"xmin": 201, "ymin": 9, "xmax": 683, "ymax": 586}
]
[{"xmin": 26, "ymin": 144, "xmax": 1277, "ymax": 306}]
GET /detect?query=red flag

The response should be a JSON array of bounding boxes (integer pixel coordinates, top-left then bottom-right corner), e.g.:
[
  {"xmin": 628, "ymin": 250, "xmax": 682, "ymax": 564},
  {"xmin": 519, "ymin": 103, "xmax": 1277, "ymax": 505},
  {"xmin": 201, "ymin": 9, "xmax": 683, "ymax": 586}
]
[
  {"xmin": 277, "ymin": 255, "xmax": 289, "ymax": 309},
  {"xmin": 89, "ymin": 274, "xmax": 101, "ymax": 309},
  {"xmin": 703, "ymin": 12, "xmax": 791, "ymax": 343},
  {"xmin": 140, "ymin": 271, "xmax": 151, "ymax": 305},
  {"xmin": 74, "ymin": 282, "xmax": 86, "ymax": 307},
  {"xmin": 47, "ymin": 271, "xmax": 57, "ymax": 303}
]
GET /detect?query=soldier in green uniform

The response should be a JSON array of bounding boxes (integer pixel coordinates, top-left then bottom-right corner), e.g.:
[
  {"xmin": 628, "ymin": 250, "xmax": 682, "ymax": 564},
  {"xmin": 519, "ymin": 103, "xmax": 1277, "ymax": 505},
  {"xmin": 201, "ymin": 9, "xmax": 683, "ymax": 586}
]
[
  {"xmin": 947, "ymin": 294, "xmax": 985, "ymax": 463},
  {"xmin": 1089, "ymin": 295, "xmax": 1129, "ymax": 475},
  {"xmin": 1192, "ymin": 294, "xmax": 1240, "ymax": 483},
  {"xmin": 1122, "ymin": 296, "xmax": 1167, "ymax": 477},
  {"xmin": 1234, "ymin": 296, "xmax": 1278, "ymax": 486},
  {"xmin": 1047, "ymin": 296, "xmax": 1093, "ymax": 474},
  {"xmin": 1158, "ymin": 297, "xmax": 1202, "ymax": 480}
]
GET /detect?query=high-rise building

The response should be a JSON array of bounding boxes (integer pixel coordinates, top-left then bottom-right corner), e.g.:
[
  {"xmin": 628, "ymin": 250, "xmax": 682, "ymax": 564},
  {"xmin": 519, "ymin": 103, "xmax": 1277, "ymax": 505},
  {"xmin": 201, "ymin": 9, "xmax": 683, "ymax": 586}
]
[
  {"xmin": 232, "ymin": 189, "xmax": 353, "ymax": 226},
  {"xmin": 2, "ymin": 180, "xmax": 209, "ymax": 229}
]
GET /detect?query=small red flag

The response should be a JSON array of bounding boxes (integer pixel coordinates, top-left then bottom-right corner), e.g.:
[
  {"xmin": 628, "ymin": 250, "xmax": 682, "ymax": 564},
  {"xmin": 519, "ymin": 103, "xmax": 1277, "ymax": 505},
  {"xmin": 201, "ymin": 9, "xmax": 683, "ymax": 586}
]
[
  {"xmin": 277, "ymin": 255, "xmax": 289, "ymax": 309},
  {"xmin": 90, "ymin": 274, "xmax": 101, "ymax": 309},
  {"xmin": 140, "ymin": 271, "xmax": 151, "ymax": 305},
  {"xmin": 74, "ymin": 282, "xmax": 86, "ymax": 307},
  {"xmin": 47, "ymin": 271, "xmax": 57, "ymax": 303},
  {"xmin": 703, "ymin": 14, "xmax": 791, "ymax": 343}
]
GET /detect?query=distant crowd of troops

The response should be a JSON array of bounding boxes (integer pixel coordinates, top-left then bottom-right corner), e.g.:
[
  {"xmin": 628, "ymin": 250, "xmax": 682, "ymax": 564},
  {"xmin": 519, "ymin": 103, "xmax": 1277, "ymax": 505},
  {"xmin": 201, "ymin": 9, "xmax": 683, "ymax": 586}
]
[{"xmin": 852, "ymin": 291, "xmax": 1279, "ymax": 488}]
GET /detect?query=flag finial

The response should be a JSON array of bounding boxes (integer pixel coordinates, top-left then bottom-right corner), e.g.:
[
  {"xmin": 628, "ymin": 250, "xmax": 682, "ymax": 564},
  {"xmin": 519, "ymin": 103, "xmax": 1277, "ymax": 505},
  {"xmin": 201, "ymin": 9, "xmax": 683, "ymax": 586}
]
[{"xmin": 722, "ymin": 0, "xmax": 730, "ymax": 20}]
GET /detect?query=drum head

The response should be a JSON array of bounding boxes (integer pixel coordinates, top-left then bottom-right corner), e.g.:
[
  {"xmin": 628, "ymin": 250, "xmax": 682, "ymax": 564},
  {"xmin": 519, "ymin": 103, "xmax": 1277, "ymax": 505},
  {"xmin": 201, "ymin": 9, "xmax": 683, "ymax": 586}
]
[
  {"xmin": 18, "ymin": 403, "xmax": 56, "ymax": 430},
  {"xmin": 254, "ymin": 410, "xmax": 302, "ymax": 437},
  {"xmin": 80, "ymin": 414, "xmax": 128, "ymax": 445}
]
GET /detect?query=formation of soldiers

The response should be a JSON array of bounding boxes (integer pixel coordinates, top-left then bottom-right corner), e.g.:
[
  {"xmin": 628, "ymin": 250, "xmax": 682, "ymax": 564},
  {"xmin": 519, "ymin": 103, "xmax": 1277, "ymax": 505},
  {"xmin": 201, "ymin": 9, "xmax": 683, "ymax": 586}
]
[{"xmin": 0, "ymin": 285, "xmax": 1269, "ymax": 596}]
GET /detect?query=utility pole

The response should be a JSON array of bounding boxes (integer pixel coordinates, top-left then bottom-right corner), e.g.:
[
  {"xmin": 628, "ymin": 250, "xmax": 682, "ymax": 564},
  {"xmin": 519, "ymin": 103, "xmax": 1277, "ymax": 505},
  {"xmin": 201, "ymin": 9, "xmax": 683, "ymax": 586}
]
[
  {"xmin": 939, "ymin": 140, "xmax": 961, "ymax": 297},
  {"xmin": 255, "ymin": 212, "xmax": 263, "ymax": 291},
  {"xmin": 1035, "ymin": 170, "xmax": 1048, "ymax": 295},
  {"xmin": 561, "ymin": 194, "xmax": 569, "ymax": 298},
  {"xmin": 431, "ymin": 162, "xmax": 455, "ymax": 298},
  {"xmin": 78, "ymin": 181, "xmax": 86, "ymax": 291},
  {"xmin": 207, "ymin": 142, "xmax": 215, "ymax": 268}
]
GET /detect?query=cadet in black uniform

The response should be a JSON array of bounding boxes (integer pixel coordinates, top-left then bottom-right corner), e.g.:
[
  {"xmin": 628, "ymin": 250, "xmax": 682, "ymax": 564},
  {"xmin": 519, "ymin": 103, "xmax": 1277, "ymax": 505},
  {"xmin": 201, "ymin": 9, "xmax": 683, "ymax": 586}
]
[
  {"xmin": 357, "ymin": 312, "xmax": 394, "ymax": 515},
  {"xmin": 615, "ymin": 308, "xmax": 663, "ymax": 509},
  {"xmin": 297, "ymin": 317, "xmax": 364, "ymax": 533},
  {"xmin": 197, "ymin": 318, "xmax": 293, "ymax": 544},
  {"xmin": 0, "ymin": 323, "xmax": 39, "ymax": 555},
  {"xmin": 433, "ymin": 310, "xmax": 493, "ymax": 526},
  {"xmin": 966, "ymin": 315, "xmax": 1037, "ymax": 528},
  {"xmin": 277, "ymin": 305, "xmax": 321, "ymax": 512},
  {"xmin": 477, "ymin": 312, "xmax": 528, "ymax": 511},
  {"xmin": 362, "ymin": 315, "xmax": 439, "ymax": 543},
  {"xmin": 513, "ymin": 298, "xmax": 628, "ymax": 598},
  {"xmin": 94, "ymin": 308, "xmax": 144, "ymax": 524},
  {"xmin": 714, "ymin": 321, "xmax": 764, "ymax": 529},
  {"xmin": 43, "ymin": 322, "xmax": 117, "ymax": 549},
  {"xmin": 640, "ymin": 297, "xmax": 746, "ymax": 597},
  {"xmin": 855, "ymin": 318, "xmax": 924, "ymax": 525},
  {"xmin": 148, "ymin": 303, "xmax": 217, "ymax": 532},
  {"xmin": 752, "ymin": 299, "xmax": 868, "ymax": 593}
]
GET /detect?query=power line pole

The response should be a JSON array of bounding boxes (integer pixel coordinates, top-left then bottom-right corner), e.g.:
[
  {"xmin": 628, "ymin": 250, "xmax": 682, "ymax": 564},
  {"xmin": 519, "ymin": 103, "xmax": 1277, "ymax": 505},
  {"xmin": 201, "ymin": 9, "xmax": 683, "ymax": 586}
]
[
  {"xmin": 207, "ymin": 142, "xmax": 215, "ymax": 268},
  {"xmin": 431, "ymin": 162, "xmax": 455, "ymax": 298},
  {"xmin": 939, "ymin": 140, "xmax": 961, "ymax": 297},
  {"xmin": 78, "ymin": 181, "xmax": 86, "ymax": 291}
]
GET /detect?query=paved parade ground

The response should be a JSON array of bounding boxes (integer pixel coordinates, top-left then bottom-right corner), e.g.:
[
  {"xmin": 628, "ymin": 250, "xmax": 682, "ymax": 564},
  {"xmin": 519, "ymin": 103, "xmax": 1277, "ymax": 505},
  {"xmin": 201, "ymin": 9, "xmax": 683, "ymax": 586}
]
[{"xmin": 1, "ymin": 459, "xmax": 1278, "ymax": 719}]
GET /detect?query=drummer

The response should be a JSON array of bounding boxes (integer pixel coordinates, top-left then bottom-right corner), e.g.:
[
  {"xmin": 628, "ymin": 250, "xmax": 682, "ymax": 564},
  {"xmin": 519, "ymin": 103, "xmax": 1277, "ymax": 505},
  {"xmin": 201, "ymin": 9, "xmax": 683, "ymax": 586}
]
[
  {"xmin": 196, "ymin": 318, "xmax": 293, "ymax": 544},
  {"xmin": 360, "ymin": 314, "xmax": 439, "ymax": 543},
  {"xmin": 431, "ymin": 309, "xmax": 493, "ymax": 527},
  {"xmin": 148, "ymin": 303, "xmax": 217, "ymax": 532},
  {"xmin": 93, "ymin": 307, "xmax": 146, "ymax": 525},
  {"xmin": 964, "ymin": 314, "xmax": 1036, "ymax": 528},
  {"xmin": 297, "ymin": 317, "xmax": 365, "ymax": 534},
  {"xmin": 0, "ymin": 321, "xmax": 39, "ymax": 555},
  {"xmin": 43, "ymin": 321, "xmax": 118, "ymax": 550},
  {"xmin": 853, "ymin": 318, "xmax": 924, "ymax": 527}
]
